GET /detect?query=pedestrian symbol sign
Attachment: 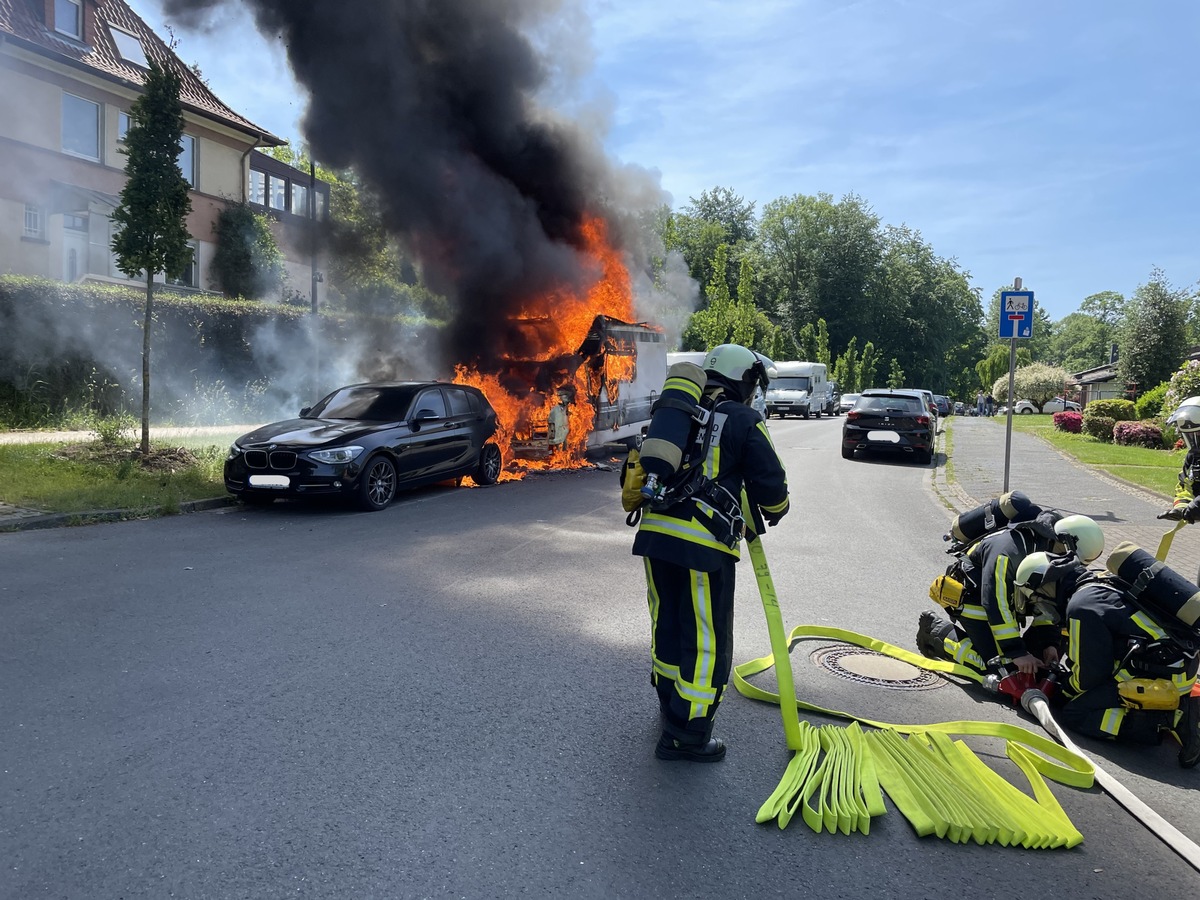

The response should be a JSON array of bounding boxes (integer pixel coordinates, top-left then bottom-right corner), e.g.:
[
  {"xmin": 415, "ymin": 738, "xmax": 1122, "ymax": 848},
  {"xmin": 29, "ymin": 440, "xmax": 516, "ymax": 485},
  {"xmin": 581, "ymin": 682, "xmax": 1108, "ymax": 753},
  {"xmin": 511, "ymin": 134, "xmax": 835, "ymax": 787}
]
[{"xmin": 999, "ymin": 290, "xmax": 1034, "ymax": 339}]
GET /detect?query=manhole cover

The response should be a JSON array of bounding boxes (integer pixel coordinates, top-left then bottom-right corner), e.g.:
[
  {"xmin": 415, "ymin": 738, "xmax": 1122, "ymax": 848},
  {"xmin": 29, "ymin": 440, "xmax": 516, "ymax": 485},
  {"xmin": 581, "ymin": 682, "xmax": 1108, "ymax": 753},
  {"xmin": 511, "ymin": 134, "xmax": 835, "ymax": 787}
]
[{"xmin": 809, "ymin": 645, "xmax": 945, "ymax": 691}]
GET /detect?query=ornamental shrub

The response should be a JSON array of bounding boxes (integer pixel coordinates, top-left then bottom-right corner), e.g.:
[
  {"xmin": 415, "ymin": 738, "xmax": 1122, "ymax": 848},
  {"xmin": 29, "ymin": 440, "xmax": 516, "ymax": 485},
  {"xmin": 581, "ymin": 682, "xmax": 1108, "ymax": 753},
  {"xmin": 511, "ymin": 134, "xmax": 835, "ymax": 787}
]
[
  {"xmin": 1083, "ymin": 398, "xmax": 1137, "ymax": 422},
  {"xmin": 1134, "ymin": 381, "xmax": 1168, "ymax": 420},
  {"xmin": 1164, "ymin": 360, "xmax": 1200, "ymax": 416},
  {"xmin": 1082, "ymin": 415, "xmax": 1116, "ymax": 442},
  {"xmin": 1053, "ymin": 411, "xmax": 1082, "ymax": 433},
  {"xmin": 1113, "ymin": 421, "xmax": 1164, "ymax": 449}
]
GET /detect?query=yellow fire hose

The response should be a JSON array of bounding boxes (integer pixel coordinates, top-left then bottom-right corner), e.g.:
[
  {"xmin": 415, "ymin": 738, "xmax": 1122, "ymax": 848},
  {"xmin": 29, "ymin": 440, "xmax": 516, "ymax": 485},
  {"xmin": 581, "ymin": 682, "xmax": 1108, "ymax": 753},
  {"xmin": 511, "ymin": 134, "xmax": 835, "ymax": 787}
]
[{"xmin": 738, "ymin": 511, "xmax": 1200, "ymax": 869}]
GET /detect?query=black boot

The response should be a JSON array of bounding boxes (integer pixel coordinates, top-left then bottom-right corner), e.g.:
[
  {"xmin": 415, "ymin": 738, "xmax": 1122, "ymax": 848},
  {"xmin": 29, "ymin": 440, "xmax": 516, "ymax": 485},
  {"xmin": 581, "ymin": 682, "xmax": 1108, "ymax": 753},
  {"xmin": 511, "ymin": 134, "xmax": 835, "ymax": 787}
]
[
  {"xmin": 1176, "ymin": 696, "xmax": 1200, "ymax": 769},
  {"xmin": 916, "ymin": 610, "xmax": 956, "ymax": 661},
  {"xmin": 655, "ymin": 731, "xmax": 726, "ymax": 763}
]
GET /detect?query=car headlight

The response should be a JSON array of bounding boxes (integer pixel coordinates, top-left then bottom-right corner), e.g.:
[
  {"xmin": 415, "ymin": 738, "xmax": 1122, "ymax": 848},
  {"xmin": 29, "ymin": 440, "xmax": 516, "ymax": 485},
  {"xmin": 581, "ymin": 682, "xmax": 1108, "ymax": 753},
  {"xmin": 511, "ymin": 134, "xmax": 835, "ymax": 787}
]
[
  {"xmin": 308, "ymin": 445, "xmax": 365, "ymax": 465},
  {"xmin": 226, "ymin": 443, "xmax": 242, "ymax": 461}
]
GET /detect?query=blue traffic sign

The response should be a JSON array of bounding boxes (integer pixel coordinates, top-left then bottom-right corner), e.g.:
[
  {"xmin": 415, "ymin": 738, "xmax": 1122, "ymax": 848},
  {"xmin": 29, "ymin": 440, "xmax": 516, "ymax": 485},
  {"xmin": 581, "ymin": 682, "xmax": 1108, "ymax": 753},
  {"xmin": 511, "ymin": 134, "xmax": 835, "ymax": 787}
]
[{"xmin": 1000, "ymin": 290, "xmax": 1034, "ymax": 339}]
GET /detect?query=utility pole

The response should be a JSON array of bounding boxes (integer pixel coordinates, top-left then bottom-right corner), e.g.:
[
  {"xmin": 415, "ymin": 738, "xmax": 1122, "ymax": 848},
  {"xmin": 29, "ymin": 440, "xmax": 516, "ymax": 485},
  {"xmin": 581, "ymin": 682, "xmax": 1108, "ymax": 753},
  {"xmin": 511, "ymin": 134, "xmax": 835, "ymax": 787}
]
[{"xmin": 310, "ymin": 159, "xmax": 320, "ymax": 401}]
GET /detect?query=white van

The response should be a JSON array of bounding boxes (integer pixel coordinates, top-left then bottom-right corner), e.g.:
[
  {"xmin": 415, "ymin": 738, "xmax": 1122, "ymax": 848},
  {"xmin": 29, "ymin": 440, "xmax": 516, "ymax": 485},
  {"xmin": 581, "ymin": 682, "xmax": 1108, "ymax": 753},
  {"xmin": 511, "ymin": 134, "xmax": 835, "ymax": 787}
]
[{"xmin": 766, "ymin": 361, "xmax": 829, "ymax": 419}]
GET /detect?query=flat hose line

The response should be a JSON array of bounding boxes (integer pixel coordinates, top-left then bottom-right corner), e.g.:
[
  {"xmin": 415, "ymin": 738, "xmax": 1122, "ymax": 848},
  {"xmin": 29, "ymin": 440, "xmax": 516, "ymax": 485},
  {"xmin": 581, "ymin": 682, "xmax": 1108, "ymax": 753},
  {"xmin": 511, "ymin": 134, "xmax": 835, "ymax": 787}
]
[{"xmin": 736, "ymin": 502, "xmax": 1200, "ymax": 868}]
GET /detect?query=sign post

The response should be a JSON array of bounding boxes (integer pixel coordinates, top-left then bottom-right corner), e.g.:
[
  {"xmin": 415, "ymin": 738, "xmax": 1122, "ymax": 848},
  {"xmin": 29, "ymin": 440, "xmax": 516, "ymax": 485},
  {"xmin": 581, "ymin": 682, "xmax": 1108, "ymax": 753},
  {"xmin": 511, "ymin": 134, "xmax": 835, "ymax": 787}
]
[{"xmin": 1000, "ymin": 279, "xmax": 1034, "ymax": 491}]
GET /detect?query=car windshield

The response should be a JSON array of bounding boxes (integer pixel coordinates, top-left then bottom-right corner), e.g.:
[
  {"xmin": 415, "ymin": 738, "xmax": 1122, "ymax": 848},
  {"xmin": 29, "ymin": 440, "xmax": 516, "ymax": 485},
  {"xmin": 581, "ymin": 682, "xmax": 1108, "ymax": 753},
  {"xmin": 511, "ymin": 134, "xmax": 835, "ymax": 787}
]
[
  {"xmin": 773, "ymin": 376, "xmax": 811, "ymax": 391},
  {"xmin": 308, "ymin": 385, "xmax": 421, "ymax": 421},
  {"xmin": 859, "ymin": 395, "xmax": 923, "ymax": 413}
]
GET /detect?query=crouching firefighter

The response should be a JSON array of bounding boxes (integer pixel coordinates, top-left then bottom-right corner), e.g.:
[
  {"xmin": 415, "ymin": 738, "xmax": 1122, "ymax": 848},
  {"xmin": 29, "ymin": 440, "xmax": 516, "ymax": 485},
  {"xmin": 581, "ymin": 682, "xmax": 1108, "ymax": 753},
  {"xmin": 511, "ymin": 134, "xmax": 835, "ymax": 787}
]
[
  {"xmin": 918, "ymin": 509, "xmax": 1105, "ymax": 677},
  {"xmin": 1012, "ymin": 548, "xmax": 1200, "ymax": 768},
  {"xmin": 628, "ymin": 344, "xmax": 790, "ymax": 763}
]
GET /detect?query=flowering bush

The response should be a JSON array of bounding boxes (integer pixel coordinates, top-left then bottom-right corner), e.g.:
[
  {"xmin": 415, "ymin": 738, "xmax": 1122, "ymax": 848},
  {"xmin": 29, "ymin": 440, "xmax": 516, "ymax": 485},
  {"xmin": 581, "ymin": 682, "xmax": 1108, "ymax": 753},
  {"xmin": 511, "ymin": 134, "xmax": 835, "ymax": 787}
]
[
  {"xmin": 1082, "ymin": 415, "xmax": 1116, "ymax": 442},
  {"xmin": 1053, "ymin": 411, "xmax": 1082, "ymax": 433},
  {"xmin": 1113, "ymin": 421, "xmax": 1164, "ymax": 449},
  {"xmin": 1164, "ymin": 360, "xmax": 1200, "ymax": 416}
]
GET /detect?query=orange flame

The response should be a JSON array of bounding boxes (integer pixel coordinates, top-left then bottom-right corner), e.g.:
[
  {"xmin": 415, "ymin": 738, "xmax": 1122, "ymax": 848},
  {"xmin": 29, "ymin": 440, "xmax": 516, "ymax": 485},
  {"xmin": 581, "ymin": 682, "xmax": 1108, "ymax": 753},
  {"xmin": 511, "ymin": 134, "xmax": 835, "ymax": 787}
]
[{"xmin": 455, "ymin": 215, "xmax": 635, "ymax": 479}]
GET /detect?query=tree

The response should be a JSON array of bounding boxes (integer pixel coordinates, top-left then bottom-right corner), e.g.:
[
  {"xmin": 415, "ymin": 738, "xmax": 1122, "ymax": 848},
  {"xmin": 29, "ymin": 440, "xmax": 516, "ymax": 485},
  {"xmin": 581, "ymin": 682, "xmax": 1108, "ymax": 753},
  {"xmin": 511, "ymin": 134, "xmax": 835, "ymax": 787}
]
[
  {"xmin": 1046, "ymin": 312, "xmax": 1112, "ymax": 374},
  {"xmin": 976, "ymin": 344, "xmax": 1032, "ymax": 394},
  {"xmin": 990, "ymin": 362, "xmax": 1072, "ymax": 409},
  {"xmin": 210, "ymin": 201, "xmax": 285, "ymax": 299},
  {"xmin": 886, "ymin": 359, "xmax": 905, "ymax": 388},
  {"xmin": 1079, "ymin": 290, "xmax": 1126, "ymax": 328},
  {"xmin": 1119, "ymin": 269, "xmax": 1190, "ymax": 395},
  {"xmin": 110, "ymin": 61, "xmax": 193, "ymax": 455},
  {"xmin": 859, "ymin": 341, "xmax": 881, "ymax": 392}
]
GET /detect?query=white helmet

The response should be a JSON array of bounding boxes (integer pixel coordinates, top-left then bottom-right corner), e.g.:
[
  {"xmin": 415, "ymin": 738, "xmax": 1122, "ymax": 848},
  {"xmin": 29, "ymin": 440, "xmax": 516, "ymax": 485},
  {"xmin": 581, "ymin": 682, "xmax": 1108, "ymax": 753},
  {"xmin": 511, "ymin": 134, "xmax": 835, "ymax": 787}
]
[
  {"xmin": 1168, "ymin": 396, "xmax": 1200, "ymax": 452},
  {"xmin": 703, "ymin": 344, "xmax": 771, "ymax": 402},
  {"xmin": 1054, "ymin": 514, "xmax": 1104, "ymax": 563}
]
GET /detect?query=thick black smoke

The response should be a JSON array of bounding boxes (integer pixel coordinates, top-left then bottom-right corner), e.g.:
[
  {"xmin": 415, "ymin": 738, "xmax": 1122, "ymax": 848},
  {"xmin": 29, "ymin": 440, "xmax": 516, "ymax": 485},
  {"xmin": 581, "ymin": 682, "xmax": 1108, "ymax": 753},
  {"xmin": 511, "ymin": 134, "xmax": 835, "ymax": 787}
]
[{"xmin": 161, "ymin": 0, "xmax": 659, "ymax": 368}]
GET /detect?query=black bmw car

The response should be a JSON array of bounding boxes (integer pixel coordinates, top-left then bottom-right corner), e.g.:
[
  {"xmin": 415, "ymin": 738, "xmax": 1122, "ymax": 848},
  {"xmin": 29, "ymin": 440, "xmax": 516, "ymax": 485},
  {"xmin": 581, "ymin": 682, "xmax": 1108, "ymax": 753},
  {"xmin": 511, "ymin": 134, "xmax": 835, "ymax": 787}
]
[
  {"xmin": 841, "ymin": 389, "xmax": 934, "ymax": 465},
  {"xmin": 224, "ymin": 382, "xmax": 502, "ymax": 510}
]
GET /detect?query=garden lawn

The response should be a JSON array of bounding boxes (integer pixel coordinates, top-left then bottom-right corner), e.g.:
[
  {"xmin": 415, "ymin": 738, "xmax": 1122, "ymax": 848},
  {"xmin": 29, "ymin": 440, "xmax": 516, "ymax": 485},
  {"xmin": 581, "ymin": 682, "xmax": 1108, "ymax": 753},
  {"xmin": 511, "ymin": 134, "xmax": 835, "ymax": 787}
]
[{"xmin": 1004, "ymin": 415, "xmax": 1182, "ymax": 497}]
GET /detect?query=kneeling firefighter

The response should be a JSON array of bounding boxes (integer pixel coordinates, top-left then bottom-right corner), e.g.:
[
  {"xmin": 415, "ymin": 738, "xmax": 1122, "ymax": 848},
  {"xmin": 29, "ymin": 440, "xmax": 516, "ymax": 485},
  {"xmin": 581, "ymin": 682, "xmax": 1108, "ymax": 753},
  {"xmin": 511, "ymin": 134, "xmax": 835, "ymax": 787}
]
[
  {"xmin": 631, "ymin": 344, "xmax": 790, "ymax": 762},
  {"xmin": 1013, "ymin": 548, "xmax": 1200, "ymax": 768},
  {"xmin": 918, "ymin": 511, "xmax": 1105, "ymax": 676},
  {"xmin": 1159, "ymin": 395, "xmax": 1200, "ymax": 523}
]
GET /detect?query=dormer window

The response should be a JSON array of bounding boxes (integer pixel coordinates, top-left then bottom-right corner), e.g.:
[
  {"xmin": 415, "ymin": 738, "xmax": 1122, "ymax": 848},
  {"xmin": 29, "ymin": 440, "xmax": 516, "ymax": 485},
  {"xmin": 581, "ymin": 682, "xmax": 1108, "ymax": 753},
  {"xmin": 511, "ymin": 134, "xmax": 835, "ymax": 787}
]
[
  {"xmin": 110, "ymin": 25, "xmax": 148, "ymax": 67},
  {"xmin": 54, "ymin": 0, "xmax": 83, "ymax": 40}
]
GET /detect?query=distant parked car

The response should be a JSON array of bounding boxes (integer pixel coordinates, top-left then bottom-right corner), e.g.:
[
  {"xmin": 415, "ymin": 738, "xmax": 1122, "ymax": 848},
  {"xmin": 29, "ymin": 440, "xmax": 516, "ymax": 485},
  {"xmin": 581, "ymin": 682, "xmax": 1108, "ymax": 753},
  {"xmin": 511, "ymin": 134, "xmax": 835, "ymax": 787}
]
[
  {"xmin": 839, "ymin": 392, "xmax": 860, "ymax": 413},
  {"xmin": 934, "ymin": 395, "xmax": 952, "ymax": 416},
  {"xmin": 1041, "ymin": 397, "xmax": 1082, "ymax": 414},
  {"xmin": 953, "ymin": 401, "xmax": 966, "ymax": 416},
  {"xmin": 224, "ymin": 381, "xmax": 502, "ymax": 511},
  {"xmin": 841, "ymin": 389, "xmax": 934, "ymax": 465}
]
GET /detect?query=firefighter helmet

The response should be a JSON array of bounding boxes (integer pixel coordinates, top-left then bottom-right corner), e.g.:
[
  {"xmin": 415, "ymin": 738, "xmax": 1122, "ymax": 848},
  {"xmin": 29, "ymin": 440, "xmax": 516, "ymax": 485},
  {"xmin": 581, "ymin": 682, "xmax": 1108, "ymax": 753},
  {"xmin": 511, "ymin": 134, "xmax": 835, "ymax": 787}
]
[
  {"xmin": 703, "ymin": 344, "xmax": 771, "ymax": 402},
  {"xmin": 1014, "ymin": 551, "xmax": 1057, "ymax": 591},
  {"xmin": 1054, "ymin": 514, "xmax": 1104, "ymax": 563},
  {"xmin": 1167, "ymin": 396, "xmax": 1200, "ymax": 452}
]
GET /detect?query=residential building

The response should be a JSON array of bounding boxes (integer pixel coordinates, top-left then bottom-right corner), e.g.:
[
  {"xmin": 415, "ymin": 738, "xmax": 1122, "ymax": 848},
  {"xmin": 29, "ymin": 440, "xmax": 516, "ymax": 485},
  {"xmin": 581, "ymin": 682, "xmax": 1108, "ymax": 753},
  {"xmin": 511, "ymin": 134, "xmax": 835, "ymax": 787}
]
[{"xmin": 0, "ymin": 0, "xmax": 327, "ymax": 298}]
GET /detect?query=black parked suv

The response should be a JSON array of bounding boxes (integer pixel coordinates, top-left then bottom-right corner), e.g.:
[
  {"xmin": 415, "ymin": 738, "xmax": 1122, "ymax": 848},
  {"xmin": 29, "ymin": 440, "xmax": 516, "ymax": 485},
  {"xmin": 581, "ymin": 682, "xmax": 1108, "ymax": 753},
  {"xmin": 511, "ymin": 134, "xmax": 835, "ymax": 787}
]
[
  {"xmin": 841, "ymin": 388, "xmax": 934, "ymax": 465},
  {"xmin": 224, "ymin": 382, "xmax": 502, "ymax": 511}
]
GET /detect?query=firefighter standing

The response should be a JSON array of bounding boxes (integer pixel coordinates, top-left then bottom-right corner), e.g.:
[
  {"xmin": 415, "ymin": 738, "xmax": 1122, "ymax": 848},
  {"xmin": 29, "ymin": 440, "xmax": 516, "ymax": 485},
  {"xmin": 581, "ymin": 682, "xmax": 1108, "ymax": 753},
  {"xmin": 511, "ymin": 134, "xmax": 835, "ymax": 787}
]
[
  {"xmin": 1013, "ymin": 552, "xmax": 1200, "ymax": 768},
  {"xmin": 632, "ymin": 344, "xmax": 790, "ymax": 762},
  {"xmin": 917, "ymin": 514, "xmax": 1105, "ymax": 676},
  {"xmin": 1159, "ymin": 396, "xmax": 1200, "ymax": 522}
]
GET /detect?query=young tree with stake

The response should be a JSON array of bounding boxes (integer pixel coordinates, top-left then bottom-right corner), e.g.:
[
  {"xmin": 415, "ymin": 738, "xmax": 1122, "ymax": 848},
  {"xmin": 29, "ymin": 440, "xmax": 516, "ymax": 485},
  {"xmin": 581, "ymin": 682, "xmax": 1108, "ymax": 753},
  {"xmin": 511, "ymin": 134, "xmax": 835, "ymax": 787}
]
[{"xmin": 111, "ymin": 61, "xmax": 193, "ymax": 455}]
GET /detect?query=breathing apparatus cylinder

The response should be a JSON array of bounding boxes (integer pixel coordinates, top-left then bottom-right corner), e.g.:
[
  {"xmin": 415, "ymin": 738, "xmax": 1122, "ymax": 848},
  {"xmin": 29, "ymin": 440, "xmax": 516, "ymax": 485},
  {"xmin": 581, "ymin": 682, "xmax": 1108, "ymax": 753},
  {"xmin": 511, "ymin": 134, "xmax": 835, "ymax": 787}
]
[
  {"xmin": 946, "ymin": 490, "xmax": 1038, "ymax": 546},
  {"xmin": 639, "ymin": 362, "xmax": 707, "ymax": 502},
  {"xmin": 1106, "ymin": 541, "xmax": 1200, "ymax": 633}
]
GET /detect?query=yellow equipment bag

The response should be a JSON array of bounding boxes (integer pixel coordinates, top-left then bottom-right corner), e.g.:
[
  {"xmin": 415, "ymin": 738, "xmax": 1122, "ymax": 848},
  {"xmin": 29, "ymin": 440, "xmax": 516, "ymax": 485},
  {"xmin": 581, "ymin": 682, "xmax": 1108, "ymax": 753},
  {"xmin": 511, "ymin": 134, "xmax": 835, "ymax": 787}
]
[
  {"xmin": 620, "ymin": 447, "xmax": 647, "ymax": 513},
  {"xmin": 929, "ymin": 573, "xmax": 965, "ymax": 610},
  {"xmin": 1118, "ymin": 678, "xmax": 1180, "ymax": 711}
]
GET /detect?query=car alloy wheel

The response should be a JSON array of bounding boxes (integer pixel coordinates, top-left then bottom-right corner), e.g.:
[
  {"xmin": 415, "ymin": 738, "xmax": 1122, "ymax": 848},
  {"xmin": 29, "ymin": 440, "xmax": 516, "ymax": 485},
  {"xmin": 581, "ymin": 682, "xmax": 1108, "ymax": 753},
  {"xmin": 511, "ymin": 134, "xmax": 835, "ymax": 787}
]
[
  {"xmin": 358, "ymin": 455, "xmax": 398, "ymax": 511},
  {"xmin": 475, "ymin": 443, "xmax": 502, "ymax": 486}
]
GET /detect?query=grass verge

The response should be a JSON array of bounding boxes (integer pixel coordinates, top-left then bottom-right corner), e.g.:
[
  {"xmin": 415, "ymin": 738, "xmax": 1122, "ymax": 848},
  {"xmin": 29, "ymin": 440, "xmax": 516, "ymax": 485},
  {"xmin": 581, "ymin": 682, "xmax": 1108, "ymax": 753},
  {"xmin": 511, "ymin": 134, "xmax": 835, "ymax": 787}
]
[
  {"xmin": 0, "ymin": 439, "xmax": 227, "ymax": 515},
  {"xmin": 1001, "ymin": 414, "xmax": 1182, "ymax": 497}
]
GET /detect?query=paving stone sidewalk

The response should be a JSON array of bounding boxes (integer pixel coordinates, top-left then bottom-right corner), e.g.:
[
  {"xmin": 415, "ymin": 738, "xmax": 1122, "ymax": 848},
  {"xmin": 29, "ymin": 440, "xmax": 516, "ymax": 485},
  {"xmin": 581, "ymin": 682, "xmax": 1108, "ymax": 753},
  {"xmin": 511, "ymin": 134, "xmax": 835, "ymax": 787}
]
[{"xmin": 934, "ymin": 415, "xmax": 1200, "ymax": 580}]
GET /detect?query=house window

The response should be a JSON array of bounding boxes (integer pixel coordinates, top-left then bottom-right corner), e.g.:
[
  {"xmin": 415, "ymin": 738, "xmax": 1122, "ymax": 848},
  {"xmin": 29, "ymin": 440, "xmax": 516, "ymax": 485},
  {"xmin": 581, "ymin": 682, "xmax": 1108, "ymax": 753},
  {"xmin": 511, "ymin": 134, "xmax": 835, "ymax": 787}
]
[
  {"xmin": 54, "ymin": 0, "xmax": 82, "ymax": 40},
  {"xmin": 315, "ymin": 190, "xmax": 327, "ymax": 220},
  {"xmin": 268, "ymin": 174, "xmax": 286, "ymax": 211},
  {"xmin": 24, "ymin": 204, "xmax": 44, "ymax": 239},
  {"xmin": 64, "ymin": 214, "xmax": 88, "ymax": 232},
  {"xmin": 118, "ymin": 111, "xmax": 132, "ymax": 142},
  {"xmin": 166, "ymin": 241, "xmax": 199, "ymax": 289},
  {"xmin": 178, "ymin": 134, "xmax": 196, "ymax": 187},
  {"xmin": 110, "ymin": 26, "xmax": 148, "ymax": 67},
  {"xmin": 290, "ymin": 183, "xmax": 310, "ymax": 216},
  {"xmin": 62, "ymin": 93, "xmax": 100, "ymax": 160},
  {"xmin": 249, "ymin": 169, "xmax": 266, "ymax": 205}
]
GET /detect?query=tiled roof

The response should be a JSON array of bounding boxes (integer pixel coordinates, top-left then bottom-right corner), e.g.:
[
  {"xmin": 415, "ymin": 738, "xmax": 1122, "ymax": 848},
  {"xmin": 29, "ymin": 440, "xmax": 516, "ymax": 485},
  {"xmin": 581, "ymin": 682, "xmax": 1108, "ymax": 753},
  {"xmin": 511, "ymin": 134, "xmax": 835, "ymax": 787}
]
[{"xmin": 0, "ymin": 0, "xmax": 283, "ymax": 144}]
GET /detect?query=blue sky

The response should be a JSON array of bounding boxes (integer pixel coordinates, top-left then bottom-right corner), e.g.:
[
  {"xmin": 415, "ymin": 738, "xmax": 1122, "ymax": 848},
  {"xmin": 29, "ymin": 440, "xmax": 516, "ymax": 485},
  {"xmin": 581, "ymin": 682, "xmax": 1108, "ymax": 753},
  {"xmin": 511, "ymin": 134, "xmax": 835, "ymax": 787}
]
[{"xmin": 138, "ymin": 0, "xmax": 1200, "ymax": 324}]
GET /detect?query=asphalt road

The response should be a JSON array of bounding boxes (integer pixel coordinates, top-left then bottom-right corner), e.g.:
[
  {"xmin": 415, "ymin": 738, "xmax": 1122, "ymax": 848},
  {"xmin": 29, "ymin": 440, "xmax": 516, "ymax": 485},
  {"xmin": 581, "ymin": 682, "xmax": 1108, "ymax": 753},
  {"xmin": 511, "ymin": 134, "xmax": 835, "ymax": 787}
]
[{"xmin": 2, "ymin": 416, "xmax": 1197, "ymax": 898}]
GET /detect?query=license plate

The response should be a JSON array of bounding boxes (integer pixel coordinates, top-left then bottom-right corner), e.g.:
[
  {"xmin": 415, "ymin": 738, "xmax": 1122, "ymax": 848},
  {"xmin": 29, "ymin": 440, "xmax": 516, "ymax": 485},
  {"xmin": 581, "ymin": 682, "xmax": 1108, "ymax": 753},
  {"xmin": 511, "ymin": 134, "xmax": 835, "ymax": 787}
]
[
  {"xmin": 248, "ymin": 474, "xmax": 290, "ymax": 489},
  {"xmin": 867, "ymin": 430, "xmax": 900, "ymax": 443}
]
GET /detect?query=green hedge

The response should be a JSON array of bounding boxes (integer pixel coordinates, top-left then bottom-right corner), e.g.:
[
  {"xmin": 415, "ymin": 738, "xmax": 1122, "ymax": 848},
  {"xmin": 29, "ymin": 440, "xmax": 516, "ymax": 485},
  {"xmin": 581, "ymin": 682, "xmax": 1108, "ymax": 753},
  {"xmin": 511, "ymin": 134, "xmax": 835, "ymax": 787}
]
[
  {"xmin": 0, "ymin": 276, "xmax": 441, "ymax": 428},
  {"xmin": 1083, "ymin": 398, "xmax": 1136, "ymax": 422}
]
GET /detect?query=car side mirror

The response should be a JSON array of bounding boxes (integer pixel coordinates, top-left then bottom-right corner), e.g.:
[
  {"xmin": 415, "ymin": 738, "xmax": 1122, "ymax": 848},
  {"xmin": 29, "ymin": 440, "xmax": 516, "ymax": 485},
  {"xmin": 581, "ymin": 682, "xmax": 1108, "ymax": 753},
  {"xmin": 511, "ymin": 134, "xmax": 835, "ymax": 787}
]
[{"xmin": 411, "ymin": 409, "xmax": 438, "ymax": 430}]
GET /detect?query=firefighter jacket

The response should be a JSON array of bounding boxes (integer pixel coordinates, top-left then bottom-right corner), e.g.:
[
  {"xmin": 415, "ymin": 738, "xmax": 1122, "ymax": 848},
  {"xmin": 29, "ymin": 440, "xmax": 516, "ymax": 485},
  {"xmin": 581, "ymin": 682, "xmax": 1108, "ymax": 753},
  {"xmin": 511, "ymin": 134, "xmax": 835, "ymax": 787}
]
[
  {"xmin": 1172, "ymin": 448, "xmax": 1200, "ymax": 508},
  {"xmin": 632, "ymin": 397, "xmax": 789, "ymax": 572},
  {"xmin": 958, "ymin": 526, "xmax": 1052, "ymax": 660}
]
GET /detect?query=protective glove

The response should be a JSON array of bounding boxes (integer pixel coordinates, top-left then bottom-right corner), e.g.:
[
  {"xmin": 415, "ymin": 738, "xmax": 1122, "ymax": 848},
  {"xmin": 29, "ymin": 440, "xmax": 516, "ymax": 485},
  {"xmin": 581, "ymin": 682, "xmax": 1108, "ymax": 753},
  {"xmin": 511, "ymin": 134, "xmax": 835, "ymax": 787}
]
[
  {"xmin": 762, "ymin": 510, "xmax": 785, "ymax": 527},
  {"xmin": 1158, "ymin": 506, "xmax": 1185, "ymax": 521},
  {"xmin": 1184, "ymin": 498, "xmax": 1200, "ymax": 524}
]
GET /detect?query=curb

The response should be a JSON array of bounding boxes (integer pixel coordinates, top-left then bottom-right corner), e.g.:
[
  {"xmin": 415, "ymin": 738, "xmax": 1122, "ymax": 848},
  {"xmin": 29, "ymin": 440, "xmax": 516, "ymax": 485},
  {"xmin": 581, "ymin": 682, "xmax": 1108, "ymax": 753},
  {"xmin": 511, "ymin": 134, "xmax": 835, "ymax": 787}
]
[{"xmin": 0, "ymin": 496, "xmax": 237, "ymax": 533}]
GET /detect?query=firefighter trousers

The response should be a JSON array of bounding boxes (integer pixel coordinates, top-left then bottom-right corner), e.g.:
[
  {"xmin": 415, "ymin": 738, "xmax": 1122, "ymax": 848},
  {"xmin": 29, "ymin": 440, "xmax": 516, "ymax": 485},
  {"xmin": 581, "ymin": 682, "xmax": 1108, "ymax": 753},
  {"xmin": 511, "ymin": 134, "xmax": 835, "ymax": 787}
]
[{"xmin": 644, "ymin": 555, "xmax": 735, "ymax": 744}]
